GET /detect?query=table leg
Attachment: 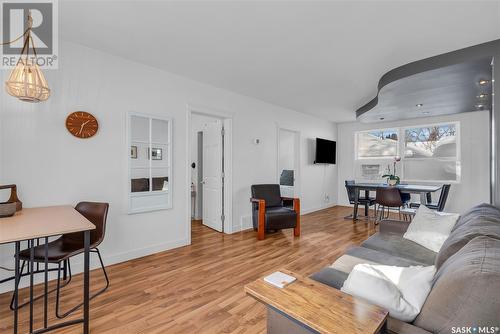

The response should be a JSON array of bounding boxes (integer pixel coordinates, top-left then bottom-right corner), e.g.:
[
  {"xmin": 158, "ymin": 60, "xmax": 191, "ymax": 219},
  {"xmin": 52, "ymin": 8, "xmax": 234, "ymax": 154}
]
[
  {"xmin": 13, "ymin": 241, "xmax": 20, "ymax": 334},
  {"xmin": 29, "ymin": 239, "xmax": 34, "ymax": 333},
  {"xmin": 83, "ymin": 230, "xmax": 90, "ymax": 334},
  {"xmin": 44, "ymin": 237, "xmax": 49, "ymax": 328},
  {"xmin": 364, "ymin": 190, "xmax": 369, "ymax": 216},
  {"xmin": 353, "ymin": 188, "xmax": 359, "ymax": 221}
]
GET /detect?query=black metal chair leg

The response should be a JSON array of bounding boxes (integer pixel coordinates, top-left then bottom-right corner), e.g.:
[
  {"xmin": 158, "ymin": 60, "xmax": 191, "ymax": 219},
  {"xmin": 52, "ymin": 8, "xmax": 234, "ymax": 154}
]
[
  {"xmin": 56, "ymin": 248, "xmax": 110, "ymax": 319},
  {"xmin": 63, "ymin": 259, "xmax": 68, "ymax": 281},
  {"xmin": 9, "ymin": 260, "xmax": 26, "ymax": 311},
  {"xmin": 10, "ymin": 260, "xmax": 72, "ymax": 311},
  {"xmin": 55, "ymin": 262, "xmax": 63, "ymax": 317},
  {"xmin": 95, "ymin": 249, "xmax": 110, "ymax": 289}
]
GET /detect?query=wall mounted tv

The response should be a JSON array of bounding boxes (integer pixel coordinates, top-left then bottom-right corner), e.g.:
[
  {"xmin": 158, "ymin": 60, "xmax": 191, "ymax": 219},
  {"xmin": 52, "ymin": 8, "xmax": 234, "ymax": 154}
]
[{"xmin": 314, "ymin": 138, "xmax": 336, "ymax": 164}]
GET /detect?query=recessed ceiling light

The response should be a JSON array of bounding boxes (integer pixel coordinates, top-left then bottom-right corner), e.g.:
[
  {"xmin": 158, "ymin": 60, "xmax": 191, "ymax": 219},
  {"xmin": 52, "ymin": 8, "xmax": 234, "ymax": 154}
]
[
  {"xmin": 477, "ymin": 93, "xmax": 488, "ymax": 99},
  {"xmin": 422, "ymin": 111, "xmax": 430, "ymax": 115},
  {"xmin": 476, "ymin": 104, "xmax": 485, "ymax": 109},
  {"xmin": 479, "ymin": 79, "xmax": 490, "ymax": 85},
  {"xmin": 416, "ymin": 103, "xmax": 423, "ymax": 107}
]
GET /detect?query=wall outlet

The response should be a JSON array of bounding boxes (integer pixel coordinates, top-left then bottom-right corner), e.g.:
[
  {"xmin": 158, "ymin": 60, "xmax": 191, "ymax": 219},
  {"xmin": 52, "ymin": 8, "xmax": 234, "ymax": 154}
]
[{"xmin": 324, "ymin": 194, "xmax": 330, "ymax": 203}]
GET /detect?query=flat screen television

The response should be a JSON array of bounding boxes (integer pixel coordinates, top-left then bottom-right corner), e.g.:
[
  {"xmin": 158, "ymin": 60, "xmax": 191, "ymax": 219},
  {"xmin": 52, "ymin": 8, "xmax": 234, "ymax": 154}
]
[{"xmin": 314, "ymin": 138, "xmax": 336, "ymax": 164}]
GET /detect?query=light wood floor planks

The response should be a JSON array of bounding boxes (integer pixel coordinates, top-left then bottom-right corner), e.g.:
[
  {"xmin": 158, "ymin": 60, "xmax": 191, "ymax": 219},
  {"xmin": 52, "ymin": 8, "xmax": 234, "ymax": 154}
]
[{"xmin": 0, "ymin": 206, "xmax": 377, "ymax": 333}]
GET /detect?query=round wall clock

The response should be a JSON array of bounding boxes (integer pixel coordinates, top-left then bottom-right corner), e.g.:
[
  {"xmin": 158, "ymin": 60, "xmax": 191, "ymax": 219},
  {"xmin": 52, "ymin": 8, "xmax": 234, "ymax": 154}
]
[{"xmin": 65, "ymin": 111, "xmax": 99, "ymax": 139}]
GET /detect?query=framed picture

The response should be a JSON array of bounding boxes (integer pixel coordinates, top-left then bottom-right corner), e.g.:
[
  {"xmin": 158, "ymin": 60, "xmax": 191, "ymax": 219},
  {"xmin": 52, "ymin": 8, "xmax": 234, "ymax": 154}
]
[
  {"xmin": 149, "ymin": 148, "xmax": 163, "ymax": 160},
  {"xmin": 130, "ymin": 146, "xmax": 138, "ymax": 159}
]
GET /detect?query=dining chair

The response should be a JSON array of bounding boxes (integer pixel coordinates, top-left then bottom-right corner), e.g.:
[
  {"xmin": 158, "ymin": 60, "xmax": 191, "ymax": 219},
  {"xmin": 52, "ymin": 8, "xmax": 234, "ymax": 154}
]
[
  {"xmin": 375, "ymin": 187, "xmax": 404, "ymax": 222},
  {"xmin": 345, "ymin": 180, "xmax": 376, "ymax": 219},
  {"xmin": 11, "ymin": 202, "xmax": 110, "ymax": 319},
  {"xmin": 410, "ymin": 184, "xmax": 451, "ymax": 212}
]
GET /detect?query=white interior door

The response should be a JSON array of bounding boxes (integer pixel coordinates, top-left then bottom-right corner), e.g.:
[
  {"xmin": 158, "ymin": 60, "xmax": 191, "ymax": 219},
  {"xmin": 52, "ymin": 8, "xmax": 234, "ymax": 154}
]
[{"xmin": 202, "ymin": 120, "xmax": 223, "ymax": 232}]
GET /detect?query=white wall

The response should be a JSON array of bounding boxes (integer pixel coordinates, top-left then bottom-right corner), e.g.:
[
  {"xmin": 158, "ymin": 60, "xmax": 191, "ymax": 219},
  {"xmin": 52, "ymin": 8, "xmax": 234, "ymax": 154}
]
[
  {"xmin": 337, "ymin": 111, "xmax": 490, "ymax": 213},
  {"xmin": 0, "ymin": 41, "xmax": 337, "ymax": 290}
]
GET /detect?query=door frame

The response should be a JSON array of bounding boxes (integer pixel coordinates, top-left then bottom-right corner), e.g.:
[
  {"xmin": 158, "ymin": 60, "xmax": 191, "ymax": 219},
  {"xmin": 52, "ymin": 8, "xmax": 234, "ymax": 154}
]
[
  {"xmin": 276, "ymin": 126, "xmax": 301, "ymax": 198},
  {"xmin": 186, "ymin": 104, "xmax": 233, "ymax": 244}
]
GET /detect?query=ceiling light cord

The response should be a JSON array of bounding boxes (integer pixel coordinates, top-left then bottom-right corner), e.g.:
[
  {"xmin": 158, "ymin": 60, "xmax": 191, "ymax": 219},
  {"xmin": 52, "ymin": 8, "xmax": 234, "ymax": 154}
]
[
  {"xmin": 0, "ymin": 11, "xmax": 37, "ymax": 62},
  {"xmin": 0, "ymin": 27, "xmax": 31, "ymax": 46}
]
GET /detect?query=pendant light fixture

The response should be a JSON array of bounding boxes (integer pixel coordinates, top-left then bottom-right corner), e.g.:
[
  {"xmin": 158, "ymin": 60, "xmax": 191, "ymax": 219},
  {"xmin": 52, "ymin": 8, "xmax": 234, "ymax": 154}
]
[{"xmin": 2, "ymin": 12, "xmax": 50, "ymax": 102}]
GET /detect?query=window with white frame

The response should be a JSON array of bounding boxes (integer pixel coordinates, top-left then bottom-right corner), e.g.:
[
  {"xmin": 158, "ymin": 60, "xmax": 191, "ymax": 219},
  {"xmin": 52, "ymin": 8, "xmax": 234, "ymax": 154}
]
[
  {"xmin": 356, "ymin": 128, "xmax": 399, "ymax": 159},
  {"xmin": 403, "ymin": 123, "xmax": 460, "ymax": 182},
  {"xmin": 354, "ymin": 122, "xmax": 460, "ymax": 182}
]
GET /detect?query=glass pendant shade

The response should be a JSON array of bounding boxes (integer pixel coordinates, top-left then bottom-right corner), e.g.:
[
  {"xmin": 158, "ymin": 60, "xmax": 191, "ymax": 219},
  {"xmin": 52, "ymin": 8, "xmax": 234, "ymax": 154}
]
[{"xmin": 5, "ymin": 58, "xmax": 50, "ymax": 102}]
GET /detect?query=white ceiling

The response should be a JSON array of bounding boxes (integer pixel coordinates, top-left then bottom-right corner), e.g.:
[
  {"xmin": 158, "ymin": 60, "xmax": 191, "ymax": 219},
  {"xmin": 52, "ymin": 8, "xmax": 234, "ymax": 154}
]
[{"xmin": 59, "ymin": 1, "xmax": 500, "ymax": 122}]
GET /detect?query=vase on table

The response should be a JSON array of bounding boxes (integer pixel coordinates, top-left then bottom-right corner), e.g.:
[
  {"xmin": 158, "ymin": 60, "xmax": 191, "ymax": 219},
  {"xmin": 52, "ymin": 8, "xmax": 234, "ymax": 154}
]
[{"xmin": 387, "ymin": 179, "xmax": 398, "ymax": 186}]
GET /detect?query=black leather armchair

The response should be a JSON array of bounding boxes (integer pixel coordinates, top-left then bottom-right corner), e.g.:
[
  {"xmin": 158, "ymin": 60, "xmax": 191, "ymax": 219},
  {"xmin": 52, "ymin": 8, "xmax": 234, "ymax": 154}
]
[{"xmin": 250, "ymin": 184, "xmax": 300, "ymax": 240}]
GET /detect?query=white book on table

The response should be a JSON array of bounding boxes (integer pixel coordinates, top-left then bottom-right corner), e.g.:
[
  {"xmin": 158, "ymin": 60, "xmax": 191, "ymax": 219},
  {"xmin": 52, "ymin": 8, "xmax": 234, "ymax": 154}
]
[{"xmin": 264, "ymin": 271, "xmax": 296, "ymax": 288}]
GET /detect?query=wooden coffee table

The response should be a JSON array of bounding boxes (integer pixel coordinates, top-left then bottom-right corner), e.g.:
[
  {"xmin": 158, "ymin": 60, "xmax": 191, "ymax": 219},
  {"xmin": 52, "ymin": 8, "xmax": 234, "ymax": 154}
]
[{"xmin": 245, "ymin": 269, "xmax": 388, "ymax": 334}]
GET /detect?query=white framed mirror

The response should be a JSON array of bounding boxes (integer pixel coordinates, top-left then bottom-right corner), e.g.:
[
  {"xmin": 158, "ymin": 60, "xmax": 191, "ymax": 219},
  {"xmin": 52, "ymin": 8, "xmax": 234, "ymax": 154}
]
[{"xmin": 128, "ymin": 112, "xmax": 172, "ymax": 213}]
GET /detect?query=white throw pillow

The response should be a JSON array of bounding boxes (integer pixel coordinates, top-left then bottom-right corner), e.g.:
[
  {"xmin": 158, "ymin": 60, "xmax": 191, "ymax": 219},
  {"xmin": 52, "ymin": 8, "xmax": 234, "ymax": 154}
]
[
  {"xmin": 341, "ymin": 264, "xmax": 436, "ymax": 322},
  {"xmin": 403, "ymin": 205, "xmax": 459, "ymax": 252}
]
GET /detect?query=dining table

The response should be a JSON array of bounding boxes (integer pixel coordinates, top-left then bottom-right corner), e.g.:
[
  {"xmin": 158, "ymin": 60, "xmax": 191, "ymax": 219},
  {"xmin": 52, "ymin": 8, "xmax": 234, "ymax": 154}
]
[
  {"xmin": 0, "ymin": 205, "xmax": 95, "ymax": 334},
  {"xmin": 350, "ymin": 183, "xmax": 443, "ymax": 220}
]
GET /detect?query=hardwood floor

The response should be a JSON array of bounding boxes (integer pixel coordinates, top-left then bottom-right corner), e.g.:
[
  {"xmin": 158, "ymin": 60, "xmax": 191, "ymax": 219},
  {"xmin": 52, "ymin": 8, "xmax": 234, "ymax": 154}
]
[{"xmin": 0, "ymin": 206, "xmax": 377, "ymax": 333}]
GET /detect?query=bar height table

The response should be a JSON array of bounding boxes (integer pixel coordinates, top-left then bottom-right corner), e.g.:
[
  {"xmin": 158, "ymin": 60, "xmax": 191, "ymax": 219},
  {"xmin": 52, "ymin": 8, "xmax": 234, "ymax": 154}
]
[{"xmin": 0, "ymin": 206, "xmax": 95, "ymax": 334}]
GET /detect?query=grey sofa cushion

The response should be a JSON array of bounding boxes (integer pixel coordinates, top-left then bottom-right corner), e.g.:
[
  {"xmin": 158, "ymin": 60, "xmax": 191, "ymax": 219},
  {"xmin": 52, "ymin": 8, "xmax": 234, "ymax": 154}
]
[
  {"xmin": 452, "ymin": 203, "xmax": 500, "ymax": 231},
  {"xmin": 435, "ymin": 214, "xmax": 500, "ymax": 269},
  {"xmin": 310, "ymin": 246, "xmax": 428, "ymax": 289},
  {"xmin": 414, "ymin": 236, "xmax": 500, "ymax": 334},
  {"xmin": 361, "ymin": 233, "xmax": 437, "ymax": 265},
  {"xmin": 345, "ymin": 246, "xmax": 429, "ymax": 266},
  {"xmin": 310, "ymin": 267, "xmax": 348, "ymax": 289},
  {"xmin": 379, "ymin": 219, "xmax": 411, "ymax": 236},
  {"xmin": 386, "ymin": 318, "xmax": 432, "ymax": 334}
]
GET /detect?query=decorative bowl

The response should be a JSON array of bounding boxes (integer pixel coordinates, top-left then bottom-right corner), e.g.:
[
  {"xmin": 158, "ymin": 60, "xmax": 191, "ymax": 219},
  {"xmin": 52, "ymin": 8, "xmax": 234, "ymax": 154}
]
[{"xmin": 0, "ymin": 202, "xmax": 17, "ymax": 218}]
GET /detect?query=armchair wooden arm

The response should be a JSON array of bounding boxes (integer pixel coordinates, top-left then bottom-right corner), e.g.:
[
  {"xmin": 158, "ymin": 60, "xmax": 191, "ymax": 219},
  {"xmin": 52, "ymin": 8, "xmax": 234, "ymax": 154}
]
[
  {"xmin": 250, "ymin": 198, "xmax": 265, "ymax": 204},
  {"xmin": 282, "ymin": 197, "xmax": 300, "ymax": 236},
  {"xmin": 250, "ymin": 198, "xmax": 266, "ymax": 240}
]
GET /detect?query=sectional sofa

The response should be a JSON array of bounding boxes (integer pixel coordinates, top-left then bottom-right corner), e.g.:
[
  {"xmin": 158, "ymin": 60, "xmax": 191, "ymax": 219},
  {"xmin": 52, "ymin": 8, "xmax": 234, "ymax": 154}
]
[{"xmin": 311, "ymin": 203, "xmax": 500, "ymax": 334}]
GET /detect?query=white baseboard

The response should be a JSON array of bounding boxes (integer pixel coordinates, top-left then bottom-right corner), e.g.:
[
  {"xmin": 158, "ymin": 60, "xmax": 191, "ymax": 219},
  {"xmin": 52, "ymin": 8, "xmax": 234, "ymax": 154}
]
[
  {"xmin": 0, "ymin": 238, "xmax": 189, "ymax": 294},
  {"xmin": 101, "ymin": 238, "xmax": 189, "ymax": 267},
  {"xmin": 301, "ymin": 203, "xmax": 336, "ymax": 214},
  {"xmin": 238, "ymin": 215, "xmax": 253, "ymax": 232}
]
